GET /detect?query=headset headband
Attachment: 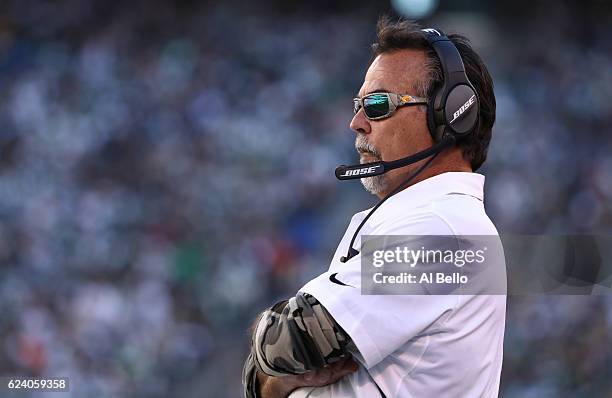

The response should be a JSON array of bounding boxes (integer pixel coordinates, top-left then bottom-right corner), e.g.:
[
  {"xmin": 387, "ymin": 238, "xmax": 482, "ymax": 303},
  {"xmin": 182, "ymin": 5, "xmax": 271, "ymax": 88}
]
[{"xmin": 421, "ymin": 28, "xmax": 479, "ymax": 140}]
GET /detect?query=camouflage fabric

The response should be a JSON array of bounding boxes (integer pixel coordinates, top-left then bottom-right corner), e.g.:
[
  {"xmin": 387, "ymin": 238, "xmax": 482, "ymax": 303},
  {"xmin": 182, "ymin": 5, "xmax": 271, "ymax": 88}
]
[
  {"xmin": 242, "ymin": 301, "xmax": 288, "ymax": 398},
  {"xmin": 249, "ymin": 293, "xmax": 351, "ymax": 378},
  {"xmin": 242, "ymin": 352, "xmax": 259, "ymax": 398}
]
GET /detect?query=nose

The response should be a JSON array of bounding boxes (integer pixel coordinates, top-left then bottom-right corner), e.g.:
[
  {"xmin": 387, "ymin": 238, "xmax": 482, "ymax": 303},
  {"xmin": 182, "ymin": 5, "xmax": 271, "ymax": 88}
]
[{"xmin": 349, "ymin": 108, "xmax": 371, "ymax": 135}]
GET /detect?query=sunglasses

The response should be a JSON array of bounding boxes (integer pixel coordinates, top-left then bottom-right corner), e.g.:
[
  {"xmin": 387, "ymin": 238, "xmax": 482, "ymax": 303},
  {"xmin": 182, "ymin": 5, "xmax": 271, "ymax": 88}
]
[{"xmin": 353, "ymin": 92, "xmax": 428, "ymax": 120}]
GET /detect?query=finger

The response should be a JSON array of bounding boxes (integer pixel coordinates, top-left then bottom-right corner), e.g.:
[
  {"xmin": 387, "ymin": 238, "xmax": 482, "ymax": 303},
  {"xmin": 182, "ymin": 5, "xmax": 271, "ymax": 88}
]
[
  {"xmin": 330, "ymin": 360, "xmax": 359, "ymax": 379},
  {"xmin": 302, "ymin": 371, "xmax": 315, "ymax": 383},
  {"xmin": 329, "ymin": 357, "xmax": 359, "ymax": 372},
  {"xmin": 317, "ymin": 367, "xmax": 333, "ymax": 383},
  {"xmin": 330, "ymin": 365, "xmax": 357, "ymax": 380},
  {"xmin": 343, "ymin": 358, "xmax": 359, "ymax": 372},
  {"xmin": 327, "ymin": 357, "xmax": 349, "ymax": 370},
  {"xmin": 296, "ymin": 358, "xmax": 360, "ymax": 387}
]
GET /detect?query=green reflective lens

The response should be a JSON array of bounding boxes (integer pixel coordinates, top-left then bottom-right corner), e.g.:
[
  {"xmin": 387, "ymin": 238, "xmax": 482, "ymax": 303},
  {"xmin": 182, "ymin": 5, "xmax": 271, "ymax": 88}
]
[{"xmin": 363, "ymin": 94, "xmax": 390, "ymax": 119}]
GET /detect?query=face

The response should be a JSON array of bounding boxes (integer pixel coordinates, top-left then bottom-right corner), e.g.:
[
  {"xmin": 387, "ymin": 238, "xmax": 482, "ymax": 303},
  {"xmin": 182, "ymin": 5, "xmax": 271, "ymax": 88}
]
[{"xmin": 350, "ymin": 49, "xmax": 433, "ymax": 198}]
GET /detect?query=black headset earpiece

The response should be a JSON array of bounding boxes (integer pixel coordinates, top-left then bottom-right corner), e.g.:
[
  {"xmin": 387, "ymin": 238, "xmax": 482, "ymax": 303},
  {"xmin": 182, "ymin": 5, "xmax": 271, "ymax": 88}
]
[
  {"xmin": 426, "ymin": 79, "xmax": 443, "ymax": 142},
  {"xmin": 421, "ymin": 28, "xmax": 479, "ymax": 142}
]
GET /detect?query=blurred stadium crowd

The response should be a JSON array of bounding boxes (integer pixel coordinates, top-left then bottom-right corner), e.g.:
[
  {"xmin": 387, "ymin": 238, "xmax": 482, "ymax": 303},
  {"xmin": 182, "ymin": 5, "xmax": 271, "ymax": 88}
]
[{"xmin": 0, "ymin": 0, "xmax": 611, "ymax": 397}]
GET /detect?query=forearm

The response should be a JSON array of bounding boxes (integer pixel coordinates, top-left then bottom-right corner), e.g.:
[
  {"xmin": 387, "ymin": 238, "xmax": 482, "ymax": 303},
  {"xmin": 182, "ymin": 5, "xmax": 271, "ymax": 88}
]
[
  {"xmin": 257, "ymin": 371, "xmax": 297, "ymax": 398},
  {"xmin": 254, "ymin": 358, "xmax": 359, "ymax": 398},
  {"xmin": 244, "ymin": 356, "xmax": 296, "ymax": 398}
]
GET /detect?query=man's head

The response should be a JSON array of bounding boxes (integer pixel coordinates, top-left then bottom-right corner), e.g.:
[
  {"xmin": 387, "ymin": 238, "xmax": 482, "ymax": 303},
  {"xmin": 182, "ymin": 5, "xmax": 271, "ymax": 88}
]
[{"xmin": 350, "ymin": 17, "xmax": 496, "ymax": 198}]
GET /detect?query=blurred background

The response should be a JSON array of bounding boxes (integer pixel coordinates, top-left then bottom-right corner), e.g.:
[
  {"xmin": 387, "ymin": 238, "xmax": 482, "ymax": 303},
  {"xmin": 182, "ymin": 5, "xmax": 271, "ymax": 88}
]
[{"xmin": 0, "ymin": 0, "xmax": 611, "ymax": 396}]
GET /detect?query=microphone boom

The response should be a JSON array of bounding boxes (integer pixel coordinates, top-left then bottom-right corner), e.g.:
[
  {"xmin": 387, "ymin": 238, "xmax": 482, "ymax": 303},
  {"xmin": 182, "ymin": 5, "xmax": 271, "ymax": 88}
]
[{"xmin": 335, "ymin": 135, "xmax": 456, "ymax": 181}]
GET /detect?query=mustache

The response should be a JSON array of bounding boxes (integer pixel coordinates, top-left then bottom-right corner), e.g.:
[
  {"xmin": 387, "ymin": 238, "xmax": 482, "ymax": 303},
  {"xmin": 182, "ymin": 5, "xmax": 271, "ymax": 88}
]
[{"xmin": 355, "ymin": 135, "xmax": 382, "ymax": 158}]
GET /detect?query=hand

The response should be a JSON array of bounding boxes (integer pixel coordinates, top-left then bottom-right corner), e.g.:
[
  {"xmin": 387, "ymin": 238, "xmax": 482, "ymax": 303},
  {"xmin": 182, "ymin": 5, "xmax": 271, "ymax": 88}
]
[{"xmin": 258, "ymin": 357, "xmax": 359, "ymax": 398}]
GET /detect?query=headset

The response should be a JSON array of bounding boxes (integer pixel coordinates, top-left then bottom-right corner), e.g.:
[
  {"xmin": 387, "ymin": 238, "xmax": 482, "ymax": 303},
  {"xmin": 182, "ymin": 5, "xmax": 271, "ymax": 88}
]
[
  {"xmin": 422, "ymin": 28, "xmax": 479, "ymax": 143},
  {"xmin": 336, "ymin": 28, "xmax": 480, "ymax": 264}
]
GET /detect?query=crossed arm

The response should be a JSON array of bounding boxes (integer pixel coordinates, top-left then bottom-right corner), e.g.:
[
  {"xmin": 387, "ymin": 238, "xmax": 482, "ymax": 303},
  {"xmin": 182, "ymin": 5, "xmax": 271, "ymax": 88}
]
[{"xmin": 242, "ymin": 293, "xmax": 359, "ymax": 398}]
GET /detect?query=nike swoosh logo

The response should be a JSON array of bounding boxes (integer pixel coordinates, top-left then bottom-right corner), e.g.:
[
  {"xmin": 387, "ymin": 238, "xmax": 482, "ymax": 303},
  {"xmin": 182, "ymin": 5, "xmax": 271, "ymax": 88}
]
[{"xmin": 329, "ymin": 272, "xmax": 354, "ymax": 287}]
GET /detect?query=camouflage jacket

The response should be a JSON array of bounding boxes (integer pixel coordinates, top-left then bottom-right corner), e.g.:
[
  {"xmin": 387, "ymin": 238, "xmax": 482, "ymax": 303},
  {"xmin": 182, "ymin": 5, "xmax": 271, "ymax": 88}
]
[{"xmin": 242, "ymin": 292, "xmax": 353, "ymax": 397}]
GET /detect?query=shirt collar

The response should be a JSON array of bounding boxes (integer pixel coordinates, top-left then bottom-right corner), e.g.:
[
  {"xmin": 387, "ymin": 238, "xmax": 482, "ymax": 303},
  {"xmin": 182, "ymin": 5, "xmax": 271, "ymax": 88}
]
[
  {"xmin": 360, "ymin": 172, "xmax": 485, "ymax": 221},
  {"xmin": 393, "ymin": 171, "xmax": 483, "ymax": 203}
]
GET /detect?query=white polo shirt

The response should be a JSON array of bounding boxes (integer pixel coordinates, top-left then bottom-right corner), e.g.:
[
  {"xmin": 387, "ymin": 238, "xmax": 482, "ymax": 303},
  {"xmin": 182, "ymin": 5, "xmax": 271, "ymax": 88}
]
[{"xmin": 293, "ymin": 172, "xmax": 506, "ymax": 398}]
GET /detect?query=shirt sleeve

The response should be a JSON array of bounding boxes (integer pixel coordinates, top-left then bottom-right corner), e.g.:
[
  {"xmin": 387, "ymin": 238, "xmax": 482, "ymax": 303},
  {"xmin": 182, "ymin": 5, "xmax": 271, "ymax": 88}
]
[
  {"xmin": 250, "ymin": 293, "xmax": 353, "ymax": 377},
  {"xmin": 299, "ymin": 210, "xmax": 460, "ymax": 369},
  {"xmin": 242, "ymin": 352, "xmax": 260, "ymax": 398}
]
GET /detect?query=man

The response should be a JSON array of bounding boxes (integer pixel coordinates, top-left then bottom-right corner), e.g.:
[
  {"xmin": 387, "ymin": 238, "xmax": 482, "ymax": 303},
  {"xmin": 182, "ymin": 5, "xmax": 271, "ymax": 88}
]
[{"xmin": 243, "ymin": 17, "xmax": 505, "ymax": 397}]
